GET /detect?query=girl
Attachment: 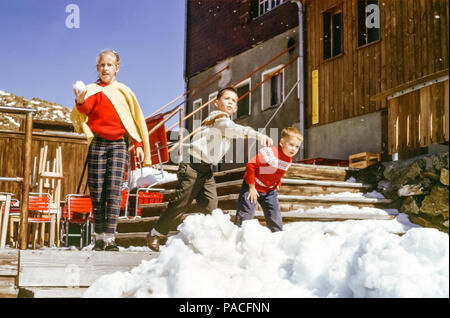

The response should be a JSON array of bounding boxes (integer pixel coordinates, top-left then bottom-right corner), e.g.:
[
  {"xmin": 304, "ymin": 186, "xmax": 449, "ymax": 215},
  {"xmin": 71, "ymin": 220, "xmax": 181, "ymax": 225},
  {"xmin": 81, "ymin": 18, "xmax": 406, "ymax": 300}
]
[{"xmin": 71, "ymin": 50, "xmax": 151, "ymax": 251}]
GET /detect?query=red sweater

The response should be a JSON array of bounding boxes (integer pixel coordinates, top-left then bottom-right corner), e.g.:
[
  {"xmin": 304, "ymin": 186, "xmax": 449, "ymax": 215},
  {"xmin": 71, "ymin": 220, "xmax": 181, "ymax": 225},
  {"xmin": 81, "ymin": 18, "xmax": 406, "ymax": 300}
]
[
  {"xmin": 244, "ymin": 146, "xmax": 292, "ymax": 193},
  {"xmin": 76, "ymin": 82, "xmax": 143, "ymax": 148}
]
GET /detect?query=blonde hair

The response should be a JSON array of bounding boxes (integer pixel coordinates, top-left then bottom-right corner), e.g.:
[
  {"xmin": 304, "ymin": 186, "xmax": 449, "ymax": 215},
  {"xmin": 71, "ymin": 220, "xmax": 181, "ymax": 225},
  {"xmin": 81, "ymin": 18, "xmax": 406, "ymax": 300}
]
[
  {"xmin": 96, "ymin": 49, "xmax": 120, "ymax": 66},
  {"xmin": 96, "ymin": 50, "xmax": 120, "ymax": 83},
  {"xmin": 281, "ymin": 127, "xmax": 303, "ymax": 143}
]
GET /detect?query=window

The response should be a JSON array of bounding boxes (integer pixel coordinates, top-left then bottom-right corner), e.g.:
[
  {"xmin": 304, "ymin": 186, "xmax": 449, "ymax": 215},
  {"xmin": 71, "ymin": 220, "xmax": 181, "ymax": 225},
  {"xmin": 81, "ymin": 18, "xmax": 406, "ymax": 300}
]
[
  {"xmin": 323, "ymin": 7, "xmax": 343, "ymax": 60},
  {"xmin": 192, "ymin": 98, "xmax": 202, "ymax": 131},
  {"xmin": 236, "ymin": 80, "xmax": 251, "ymax": 119},
  {"xmin": 258, "ymin": 0, "xmax": 286, "ymax": 17},
  {"xmin": 358, "ymin": 0, "xmax": 380, "ymax": 46},
  {"xmin": 262, "ymin": 66, "xmax": 284, "ymax": 110}
]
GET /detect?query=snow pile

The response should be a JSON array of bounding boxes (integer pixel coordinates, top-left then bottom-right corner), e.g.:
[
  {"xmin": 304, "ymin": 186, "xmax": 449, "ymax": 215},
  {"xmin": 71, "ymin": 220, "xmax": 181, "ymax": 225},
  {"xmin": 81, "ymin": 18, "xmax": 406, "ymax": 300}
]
[
  {"xmin": 128, "ymin": 167, "xmax": 177, "ymax": 190},
  {"xmin": 294, "ymin": 204, "xmax": 394, "ymax": 216},
  {"xmin": 311, "ymin": 191, "xmax": 386, "ymax": 199},
  {"xmin": 83, "ymin": 210, "xmax": 449, "ymax": 298}
]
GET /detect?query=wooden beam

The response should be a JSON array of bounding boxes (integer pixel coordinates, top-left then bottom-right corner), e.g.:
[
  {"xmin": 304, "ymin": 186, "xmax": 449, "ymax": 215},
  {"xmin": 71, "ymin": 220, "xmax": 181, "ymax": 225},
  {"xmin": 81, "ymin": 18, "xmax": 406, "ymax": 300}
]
[
  {"xmin": 20, "ymin": 112, "xmax": 33, "ymax": 250},
  {"xmin": 371, "ymin": 69, "xmax": 449, "ymax": 101}
]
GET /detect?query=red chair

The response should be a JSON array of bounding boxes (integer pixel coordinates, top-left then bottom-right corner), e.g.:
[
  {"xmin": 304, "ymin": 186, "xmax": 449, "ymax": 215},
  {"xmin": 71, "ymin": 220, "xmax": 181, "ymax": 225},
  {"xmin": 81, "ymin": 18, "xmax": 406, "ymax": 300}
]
[
  {"xmin": 61, "ymin": 194, "xmax": 92, "ymax": 248},
  {"xmin": 134, "ymin": 190, "xmax": 164, "ymax": 217},
  {"xmin": 13, "ymin": 193, "xmax": 55, "ymax": 249}
]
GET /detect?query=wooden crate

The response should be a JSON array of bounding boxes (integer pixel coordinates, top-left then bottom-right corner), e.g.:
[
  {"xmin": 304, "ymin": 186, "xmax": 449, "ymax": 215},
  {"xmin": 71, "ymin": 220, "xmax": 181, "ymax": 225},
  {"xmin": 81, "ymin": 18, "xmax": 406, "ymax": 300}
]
[{"xmin": 348, "ymin": 152, "xmax": 381, "ymax": 169}]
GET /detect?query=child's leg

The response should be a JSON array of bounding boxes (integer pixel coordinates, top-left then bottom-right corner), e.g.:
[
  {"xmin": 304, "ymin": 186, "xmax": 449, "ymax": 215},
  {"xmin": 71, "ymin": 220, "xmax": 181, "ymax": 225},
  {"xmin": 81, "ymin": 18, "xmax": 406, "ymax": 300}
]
[
  {"xmin": 154, "ymin": 163, "xmax": 203, "ymax": 235},
  {"xmin": 258, "ymin": 190, "xmax": 283, "ymax": 232},
  {"xmin": 87, "ymin": 142, "xmax": 108, "ymax": 235},
  {"xmin": 235, "ymin": 182, "xmax": 257, "ymax": 227},
  {"xmin": 195, "ymin": 165, "xmax": 218, "ymax": 214},
  {"xmin": 104, "ymin": 140, "xmax": 127, "ymax": 235}
]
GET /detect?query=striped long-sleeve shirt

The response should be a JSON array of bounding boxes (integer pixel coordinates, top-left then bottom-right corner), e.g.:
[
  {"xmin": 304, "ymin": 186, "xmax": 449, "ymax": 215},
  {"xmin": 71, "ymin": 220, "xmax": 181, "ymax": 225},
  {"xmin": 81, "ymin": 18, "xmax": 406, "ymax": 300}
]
[{"xmin": 243, "ymin": 146, "xmax": 292, "ymax": 193}]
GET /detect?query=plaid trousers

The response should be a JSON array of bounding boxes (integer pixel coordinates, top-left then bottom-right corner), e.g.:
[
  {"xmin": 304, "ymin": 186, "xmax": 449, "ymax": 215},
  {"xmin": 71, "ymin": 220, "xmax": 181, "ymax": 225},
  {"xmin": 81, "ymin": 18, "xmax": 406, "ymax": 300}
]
[{"xmin": 87, "ymin": 135, "xmax": 128, "ymax": 234}]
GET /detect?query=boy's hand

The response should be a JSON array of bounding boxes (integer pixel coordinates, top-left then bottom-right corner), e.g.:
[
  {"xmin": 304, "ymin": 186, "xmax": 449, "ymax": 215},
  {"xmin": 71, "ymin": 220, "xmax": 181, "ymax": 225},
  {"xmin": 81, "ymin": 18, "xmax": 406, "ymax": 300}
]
[
  {"xmin": 247, "ymin": 184, "xmax": 259, "ymax": 204},
  {"xmin": 259, "ymin": 135, "xmax": 273, "ymax": 147}
]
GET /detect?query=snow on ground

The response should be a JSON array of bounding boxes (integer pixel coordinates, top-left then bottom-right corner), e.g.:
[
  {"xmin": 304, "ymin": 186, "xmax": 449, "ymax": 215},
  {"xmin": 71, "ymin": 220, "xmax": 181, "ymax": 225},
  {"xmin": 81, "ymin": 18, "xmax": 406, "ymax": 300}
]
[
  {"xmin": 294, "ymin": 204, "xmax": 394, "ymax": 216},
  {"xmin": 83, "ymin": 209, "xmax": 449, "ymax": 298}
]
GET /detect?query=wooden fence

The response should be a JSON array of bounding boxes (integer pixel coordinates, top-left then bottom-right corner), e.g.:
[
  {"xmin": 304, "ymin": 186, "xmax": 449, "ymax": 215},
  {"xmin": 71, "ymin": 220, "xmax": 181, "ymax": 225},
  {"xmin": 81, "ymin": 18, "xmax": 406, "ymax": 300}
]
[
  {"xmin": 388, "ymin": 80, "xmax": 449, "ymax": 155},
  {"xmin": 0, "ymin": 130, "xmax": 89, "ymax": 200}
]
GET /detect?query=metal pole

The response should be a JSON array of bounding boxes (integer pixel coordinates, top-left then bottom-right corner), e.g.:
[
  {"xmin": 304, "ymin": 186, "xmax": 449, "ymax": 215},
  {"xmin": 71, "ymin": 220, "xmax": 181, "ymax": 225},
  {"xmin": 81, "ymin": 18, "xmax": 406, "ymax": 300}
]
[
  {"xmin": 20, "ymin": 112, "xmax": 33, "ymax": 250},
  {"xmin": 291, "ymin": 0, "xmax": 305, "ymax": 160},
  {"xmin": 178, "ymin": 106, "xmax": 184, "ymax": 163}
]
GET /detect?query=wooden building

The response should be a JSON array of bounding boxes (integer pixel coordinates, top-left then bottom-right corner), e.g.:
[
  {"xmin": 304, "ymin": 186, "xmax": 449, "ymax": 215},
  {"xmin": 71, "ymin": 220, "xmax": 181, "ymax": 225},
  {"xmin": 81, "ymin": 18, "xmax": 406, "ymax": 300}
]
[
  {"xmin": 183, "ymin": 0, "xmax": 449, "ymax": 166},
  {"xmin": 0, "ymin": 90, "xmax": 88, "ymax": 200}
]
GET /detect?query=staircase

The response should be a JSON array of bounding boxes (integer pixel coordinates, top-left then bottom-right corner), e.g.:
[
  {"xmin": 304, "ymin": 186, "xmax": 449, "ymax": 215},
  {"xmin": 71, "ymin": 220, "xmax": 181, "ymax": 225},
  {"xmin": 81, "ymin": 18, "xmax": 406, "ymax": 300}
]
[{"xmin": 115, "ymin": 163, "xmax": 393, "ymax": 247}]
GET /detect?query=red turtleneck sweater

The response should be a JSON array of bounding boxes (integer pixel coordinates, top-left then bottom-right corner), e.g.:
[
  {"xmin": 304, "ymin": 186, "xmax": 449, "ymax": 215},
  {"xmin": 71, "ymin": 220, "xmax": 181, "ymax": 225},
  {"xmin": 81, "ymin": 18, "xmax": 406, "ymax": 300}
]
[{"xmin": 76, "ymin": 82, "xmax": 143, "ymax": 148}]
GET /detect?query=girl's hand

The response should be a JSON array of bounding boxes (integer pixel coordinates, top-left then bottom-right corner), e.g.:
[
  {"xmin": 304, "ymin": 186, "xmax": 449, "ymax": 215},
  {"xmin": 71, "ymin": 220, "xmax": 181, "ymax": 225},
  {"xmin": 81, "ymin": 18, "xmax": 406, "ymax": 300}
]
[
  {"xmin": 73, "ymin": 88, "xmax": 87, "ymax": 105},
  {"xmin": 247, "ymin": 184, "xmax": 259, "ymax": 204},
  {"xmin": 135, "ymin": 147, "xmax": 145, "ymax": 164},
  {"xmin": 259, "ymin": 135, "xmax": 273, "ymax": 147}
]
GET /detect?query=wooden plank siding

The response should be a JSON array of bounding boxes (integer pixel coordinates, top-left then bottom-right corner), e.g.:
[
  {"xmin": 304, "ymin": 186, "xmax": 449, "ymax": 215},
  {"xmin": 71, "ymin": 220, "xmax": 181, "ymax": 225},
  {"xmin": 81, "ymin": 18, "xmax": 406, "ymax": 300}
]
[
  {"xmin": 305, "ymin": 0, "xmax": 449, "ymax": 130},
  {"xmin": 0, "ymin": 131, "xmax": 89, "ymax": 200},
  {"xmin": 387, "ymin": 80, "xmax": 449, "ymax": 155}
]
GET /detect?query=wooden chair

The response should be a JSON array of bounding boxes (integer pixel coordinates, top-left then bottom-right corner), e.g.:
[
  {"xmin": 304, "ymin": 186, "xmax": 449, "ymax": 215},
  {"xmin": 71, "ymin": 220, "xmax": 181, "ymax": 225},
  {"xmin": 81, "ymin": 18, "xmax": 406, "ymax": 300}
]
[
  {"xmin": 34, "ymin": 145, "xmax": 63, "ymax": 247},
  {"xmin": 61, "ymin": 194, "xmax": 92, "ymax": 248},
  {"xmin": 0, "ymin": 193, "xmax": 12, "ymax": 249}
]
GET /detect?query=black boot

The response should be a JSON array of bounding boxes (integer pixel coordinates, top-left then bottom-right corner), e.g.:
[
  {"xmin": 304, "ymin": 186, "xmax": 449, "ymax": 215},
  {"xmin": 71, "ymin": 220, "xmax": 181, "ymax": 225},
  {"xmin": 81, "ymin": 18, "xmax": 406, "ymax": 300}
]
[
  {"xmin": 104, "ymin": 239, "xmax": 119, "ymax": 251},
  {"xmin": 92, "ymin": 239, "xmax": 105, "ymax": 251}
]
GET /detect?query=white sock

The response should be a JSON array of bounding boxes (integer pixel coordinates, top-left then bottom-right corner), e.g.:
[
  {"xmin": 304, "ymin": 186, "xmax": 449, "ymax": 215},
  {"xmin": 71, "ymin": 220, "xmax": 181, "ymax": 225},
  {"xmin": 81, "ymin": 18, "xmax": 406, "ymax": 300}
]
[
  {"xmin": 151, "ymin": 228, "xmax": 162, "ymax": 237},
  {"xmin": 95, "ymin": 233, "xmax": 105, "ymax": 241},
  {"xmin": 104, "ymin": 233, "xmax": 115, "ymax": 243}
]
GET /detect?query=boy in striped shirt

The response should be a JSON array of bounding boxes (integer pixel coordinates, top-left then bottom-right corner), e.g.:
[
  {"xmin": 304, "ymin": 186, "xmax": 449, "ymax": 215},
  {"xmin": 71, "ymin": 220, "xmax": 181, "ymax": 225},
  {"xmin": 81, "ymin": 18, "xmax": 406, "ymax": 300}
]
[{"xmin": 235, "ymin": 127, "xmax": 303, "ymax": 232}]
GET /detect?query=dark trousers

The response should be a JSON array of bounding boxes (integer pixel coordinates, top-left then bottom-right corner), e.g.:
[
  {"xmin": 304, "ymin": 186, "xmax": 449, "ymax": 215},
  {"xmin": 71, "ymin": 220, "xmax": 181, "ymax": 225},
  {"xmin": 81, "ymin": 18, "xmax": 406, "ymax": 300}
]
[
  {"xmin": 235, "ymin": 181, "xmax": 283, "ymax": 232},
  {"xmin": 154, "ymin": 162, "xmax": 218, "ymax": 235},
  {"xmin": 87, "ymin": 136, "xmax": 127, "ymax": 234}
]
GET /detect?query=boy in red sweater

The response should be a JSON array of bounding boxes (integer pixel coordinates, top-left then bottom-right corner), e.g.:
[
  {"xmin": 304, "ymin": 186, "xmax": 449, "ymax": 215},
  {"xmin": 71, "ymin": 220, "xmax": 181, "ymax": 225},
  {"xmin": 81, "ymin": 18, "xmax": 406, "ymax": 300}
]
[{"xmin": 235, "ymin": 127, "xmax": 303, "ymax": 232}]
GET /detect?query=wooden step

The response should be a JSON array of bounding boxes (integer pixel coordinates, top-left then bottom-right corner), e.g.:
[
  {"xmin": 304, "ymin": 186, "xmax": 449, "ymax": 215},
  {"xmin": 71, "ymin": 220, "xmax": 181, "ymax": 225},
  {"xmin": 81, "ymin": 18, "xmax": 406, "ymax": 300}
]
[
  {"xmin": 284, "ymin": 163, "xmax": 350, "ymax": 181},
  {"xmin": 225, "ymin": 210, "xmax": 396, "ymax": 222},
  {"xmin": 152, "ymin": 163, "xmax": 351, "ymax": 190},
  {"xmin": 138, "ymin": 193, "xmax": 391, "ymax": 217},
  {"xmin": 18, "ymin": 287, "xmax": 88, "ymax": 298},
  {"xmin": 115, "ymin": 231, "xmax": 179, "ymax": 248},
  {"xmin": 17, "ymin": 250, "xmax": 157, "ymax": 289},
  {"xmin": 135, "ymin": 178, "xmax": 372, "ymax": 206}
]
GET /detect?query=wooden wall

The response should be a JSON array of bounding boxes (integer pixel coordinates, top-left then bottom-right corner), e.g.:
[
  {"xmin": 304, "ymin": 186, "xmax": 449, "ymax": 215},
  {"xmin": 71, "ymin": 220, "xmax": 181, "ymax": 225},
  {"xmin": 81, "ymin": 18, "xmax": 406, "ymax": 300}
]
[
  {"xmin": 0, "ymin": 131, "xmax": 89, "ymax": 200},
  {"xmin": 388, "ymin": 80, "xmax": 449, "ymax": 155},
  {"xmin": 305, "ymin": 0, "xmax": 449, "ymax": 128}
]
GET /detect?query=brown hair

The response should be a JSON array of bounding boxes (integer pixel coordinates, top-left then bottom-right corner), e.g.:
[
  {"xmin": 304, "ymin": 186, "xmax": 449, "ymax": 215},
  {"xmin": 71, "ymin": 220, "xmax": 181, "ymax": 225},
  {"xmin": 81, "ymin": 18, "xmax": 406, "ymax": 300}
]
[
  {"xmin": 281, "ymin": 127, "xmax": 303, "ymax": 143},
  {"xmin": 217, "ymin": 86, "xmax": 238, "ymax": 99}
]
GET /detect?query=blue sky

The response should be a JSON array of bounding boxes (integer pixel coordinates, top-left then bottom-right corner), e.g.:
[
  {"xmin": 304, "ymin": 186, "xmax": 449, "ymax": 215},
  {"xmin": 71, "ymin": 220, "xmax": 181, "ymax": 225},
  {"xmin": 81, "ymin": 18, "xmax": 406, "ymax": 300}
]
[{"xmin": 0, "ymin": 0, "xmax": 186, "ymax": 118}]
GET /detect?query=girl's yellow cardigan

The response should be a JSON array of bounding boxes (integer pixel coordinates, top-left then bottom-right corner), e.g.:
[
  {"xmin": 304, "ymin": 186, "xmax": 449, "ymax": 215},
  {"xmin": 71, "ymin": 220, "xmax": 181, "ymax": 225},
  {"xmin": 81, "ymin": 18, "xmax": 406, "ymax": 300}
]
[{"xmin": 70, "ymin": 81, "xmax": 152, "ymax": 166}]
